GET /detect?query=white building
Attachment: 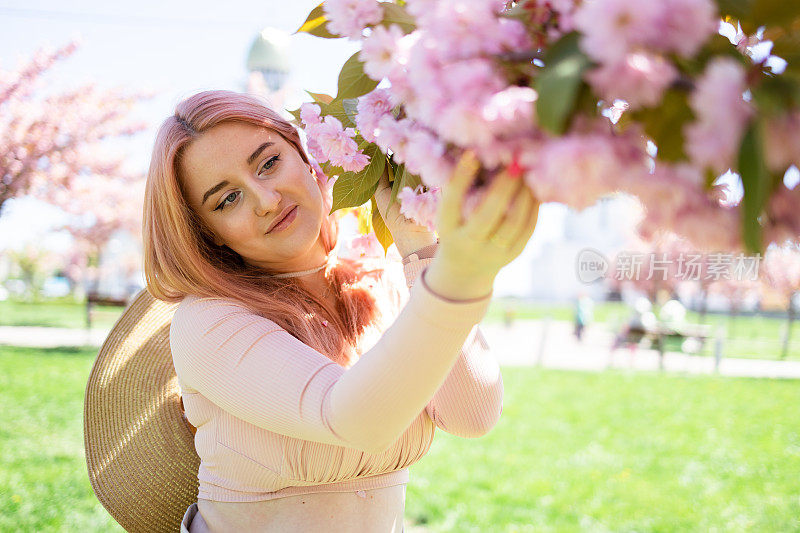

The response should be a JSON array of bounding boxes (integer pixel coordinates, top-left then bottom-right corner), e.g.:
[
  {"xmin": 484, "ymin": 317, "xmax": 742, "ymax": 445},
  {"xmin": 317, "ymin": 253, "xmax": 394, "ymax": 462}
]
[{"xmin": 494, "ymin": 194, "xmax": 643, "ymax": 302}]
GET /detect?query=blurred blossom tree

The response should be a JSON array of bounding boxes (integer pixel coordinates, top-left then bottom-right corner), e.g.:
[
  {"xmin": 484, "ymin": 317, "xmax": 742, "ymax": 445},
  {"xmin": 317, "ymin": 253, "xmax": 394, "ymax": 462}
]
[
  {"xmin": 606, "ymin": 231, "xmax": 690, "ymax": 305},
  {"xmin": 760, "ymin": 244, "xmax": 800, "ymax": 359},
  {"xmin": 0, "ymin": 40, "xmax": 150, "ymax": 213},
  {"xmin": 5, "ymin": 244, "xmax": 60, "ymax": 301},
  {"xmin": 52, "ymin": 175, "xmax": 145, "ymax": 296},
  {"xmin": 0, "ymin": 40, "xmax": 152, "ymax": 296}
]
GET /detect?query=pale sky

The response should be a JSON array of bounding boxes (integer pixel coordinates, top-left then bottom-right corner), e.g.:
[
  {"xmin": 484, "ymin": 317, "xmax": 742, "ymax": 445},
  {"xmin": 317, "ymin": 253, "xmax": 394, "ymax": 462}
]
[{"xmin": 0, "ymin": 0, "xmax": 578, "ymax": 297}]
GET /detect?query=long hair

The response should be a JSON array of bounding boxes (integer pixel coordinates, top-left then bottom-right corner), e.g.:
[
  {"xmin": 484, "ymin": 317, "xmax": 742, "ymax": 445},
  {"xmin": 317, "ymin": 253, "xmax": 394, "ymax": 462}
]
[{"xmin": 143, "ymin": 90, "xmax": 393, "ymax": 368}]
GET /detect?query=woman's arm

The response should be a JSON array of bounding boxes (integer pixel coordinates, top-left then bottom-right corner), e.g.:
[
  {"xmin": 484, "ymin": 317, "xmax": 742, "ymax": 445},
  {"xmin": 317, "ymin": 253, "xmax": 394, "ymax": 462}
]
[
  {"xmin": 170, "ymin": 262, "xmax": 493, "ymax": 456},
  {"xmin": 401, "ymin": 253, "xmax": 504, "ymax": 439}
]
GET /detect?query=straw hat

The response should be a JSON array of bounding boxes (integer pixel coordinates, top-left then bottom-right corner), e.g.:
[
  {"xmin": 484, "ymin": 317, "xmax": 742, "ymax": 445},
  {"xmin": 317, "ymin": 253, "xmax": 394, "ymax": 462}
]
[{"xmin": 83, "ymin": 288, "xmax": 200, "ymax": 532}]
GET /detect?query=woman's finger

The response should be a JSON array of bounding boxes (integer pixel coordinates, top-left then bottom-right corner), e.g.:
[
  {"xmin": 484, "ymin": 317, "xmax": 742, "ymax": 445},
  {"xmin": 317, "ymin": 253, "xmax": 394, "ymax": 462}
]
[
  {"xmin": 465, "ymin": 171, "xmax": 523, "ymax": 242},
  {"xmin": 491, "ymin": 186, "xmax": 531, "ymax": 243},
  {"xmin": 437, "ymin": 151, "xmax": 479, "ymax": 234},
  {"xmin": 507, "ymin": 190, "xmax": 540, "ymax": 258}
]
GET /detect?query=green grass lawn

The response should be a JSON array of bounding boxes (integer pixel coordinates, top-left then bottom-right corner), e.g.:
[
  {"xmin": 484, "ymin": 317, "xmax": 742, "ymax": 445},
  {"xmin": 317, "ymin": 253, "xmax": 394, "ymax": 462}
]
[
  {"xmin": 488, "ymin": 299, "xmax": 800, "ymax": 361},
  {"xmin": 2, "ymin": 346, "xmax": 798, "ymax": 532},
  {"xmin": 0, "ymin": 299, "xmax": 124, "ymax": 330},
  {"xmin": 1, "ymin": 297, "xmax": 798, "ymax": 360}
]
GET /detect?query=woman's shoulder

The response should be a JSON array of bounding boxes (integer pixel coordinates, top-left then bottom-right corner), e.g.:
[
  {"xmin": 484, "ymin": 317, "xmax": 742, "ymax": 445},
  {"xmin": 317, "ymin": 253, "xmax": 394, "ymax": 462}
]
[{"xmin": 172, "ymin": 292, "xmax": 265, "ymax": 328}]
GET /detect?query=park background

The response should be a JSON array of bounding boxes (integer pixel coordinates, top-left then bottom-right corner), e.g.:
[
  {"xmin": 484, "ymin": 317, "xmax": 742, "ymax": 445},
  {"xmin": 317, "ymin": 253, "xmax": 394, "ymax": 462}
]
[{"xmin": 1, "ymin": 0, "xmax": 799, "ymax": 531}]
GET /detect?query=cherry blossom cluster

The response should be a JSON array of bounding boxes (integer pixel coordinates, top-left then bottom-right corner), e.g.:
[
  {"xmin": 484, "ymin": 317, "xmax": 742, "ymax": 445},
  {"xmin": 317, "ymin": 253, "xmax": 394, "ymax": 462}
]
[
  {"xmin": 299, "ymin": 0, "xmax": 800, "ymax": 255},
  {"xmin": 300, "ymin": 102, "xmax": 370, "ymax": 172}
]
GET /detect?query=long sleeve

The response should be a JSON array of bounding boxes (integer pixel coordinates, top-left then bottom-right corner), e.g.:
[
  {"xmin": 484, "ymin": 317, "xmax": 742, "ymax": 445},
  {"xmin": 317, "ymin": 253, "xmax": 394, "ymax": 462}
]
[
  {"xmin": 170, "ymin": 263, "xmax": 492, "ymax": 458},
  {"xmin": 402, "ymin": 257, "xmax": 504, "ymax": 439}
]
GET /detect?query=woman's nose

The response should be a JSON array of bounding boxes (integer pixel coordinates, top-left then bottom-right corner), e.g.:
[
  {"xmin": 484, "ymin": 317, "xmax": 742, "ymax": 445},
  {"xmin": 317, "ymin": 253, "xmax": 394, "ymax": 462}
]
[{"xmin": 253, "ymin": 185, "xmax": 280, "ymax": 218}]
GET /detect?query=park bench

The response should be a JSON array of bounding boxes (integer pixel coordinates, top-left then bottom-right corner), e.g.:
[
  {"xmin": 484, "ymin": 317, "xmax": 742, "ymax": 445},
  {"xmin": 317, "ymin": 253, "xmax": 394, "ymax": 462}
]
[
  {"xmin": 85, "ymin": 293, "xmax": 130, "ymax": 330},
  {"xmin": 614, "ymin": 321, "xmax": 713, "ymax": 356}
]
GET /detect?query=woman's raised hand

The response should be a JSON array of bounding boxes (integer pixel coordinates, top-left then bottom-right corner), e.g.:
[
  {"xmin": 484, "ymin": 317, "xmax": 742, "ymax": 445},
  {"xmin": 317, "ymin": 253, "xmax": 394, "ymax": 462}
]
[{"xmin": 424, "ymin": 151, "xmax": 540, "ymax": 301}]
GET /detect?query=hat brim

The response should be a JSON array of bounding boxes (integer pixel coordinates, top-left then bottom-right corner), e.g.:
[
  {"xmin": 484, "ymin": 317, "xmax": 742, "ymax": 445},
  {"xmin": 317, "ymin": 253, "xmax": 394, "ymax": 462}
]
[{"xmin": 83, "ymin": 289, "xmax": 200, "ymax": 532}]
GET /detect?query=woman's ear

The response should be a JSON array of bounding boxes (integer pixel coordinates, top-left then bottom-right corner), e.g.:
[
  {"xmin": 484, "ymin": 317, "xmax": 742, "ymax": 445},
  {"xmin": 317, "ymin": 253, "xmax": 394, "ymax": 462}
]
[{"xmin": 212, "ymin": 235, "xmax": 225, "ymax": 247}]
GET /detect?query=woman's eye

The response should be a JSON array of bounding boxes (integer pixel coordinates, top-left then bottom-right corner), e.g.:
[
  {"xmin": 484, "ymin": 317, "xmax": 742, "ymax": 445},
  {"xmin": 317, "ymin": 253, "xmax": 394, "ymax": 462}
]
[
  {"xmin": 214, "ymin": 191, "xmax": 239, "ymax": 211},
  {"xmin": 259, "ymin": 154, "xmax": 280, "ymax": 174}
]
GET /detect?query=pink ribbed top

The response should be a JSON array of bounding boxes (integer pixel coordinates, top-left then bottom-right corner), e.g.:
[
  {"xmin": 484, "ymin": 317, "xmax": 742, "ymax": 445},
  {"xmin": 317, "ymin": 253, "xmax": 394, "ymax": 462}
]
[{"xmin": 170, "ymin": 255, "xmax": 503, "ymax": 502}]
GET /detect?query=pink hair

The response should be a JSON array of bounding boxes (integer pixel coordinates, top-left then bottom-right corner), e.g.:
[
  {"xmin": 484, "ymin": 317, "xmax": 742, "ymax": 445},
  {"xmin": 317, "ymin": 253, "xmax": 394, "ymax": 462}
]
[{"xmin": 143, "ymin": 90, "xmax": 390, "ymax": 367}]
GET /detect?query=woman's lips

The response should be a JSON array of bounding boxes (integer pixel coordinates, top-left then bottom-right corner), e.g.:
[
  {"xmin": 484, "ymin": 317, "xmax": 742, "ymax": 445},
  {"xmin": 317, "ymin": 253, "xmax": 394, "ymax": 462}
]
[{"xmin": 268, "ymin": 206, "xmax": 298, "ymax": 234}]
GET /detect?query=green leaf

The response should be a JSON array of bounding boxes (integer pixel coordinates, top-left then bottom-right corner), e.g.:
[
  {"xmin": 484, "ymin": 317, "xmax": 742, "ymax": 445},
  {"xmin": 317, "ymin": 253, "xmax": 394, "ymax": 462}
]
[
  {"xmin": 286, "ymin": 107, "xmax": 303, "ymax": 125},
  {"xmin": 737, "ymin": 120, "xmax": 767, "ymax": 255},
  {"xmin": 390, "ymin": 163, "xmax": 405, "ymax": 206},
  {"xmin": 750, "ymin": 0, "xmax": 800, "ymax": 29},
  {"xmin": 371, "ymin": 196, "xmax": 394, "ymax": 254},
  {"xmin": 630, "ymin": 88, "xmax": 694, "ymax": 162},
  {"xmin": 337, "ymin": 52, "xmax": 380, "ymax": 99},
  {"xmin": 675, "ymin": 34, "xmax": 744, "ymax": 76},
  {"xmin": 751, "ymin": 76, "xmax": 800, "ymax": 117},
  {"xmin": 342, "ymin": 97, "xmax": 359, "ymax": 124},
  {"xmin": 305, "ymin": 91, "xmax": 334, "ymax": 105},
  {"xmin": 378, "ymin": 2, "xmax": 416, "ymax": 34},
  {"xmin": 389, "ymin": 162, "xmax": 423, "ymax": 207},
  {"xmin": 715, "ymin": 0, "xmax": 752, "ymax": 20},
  {"xmin": 319, "ymin": 98, "xmax": 356, "ymax": 128},
  {"xmin": 534, "ymin": 31, "xmax": 592, "ymax": 135},
  {"xmin": 771, "ymin": 29, "xmax": 800, "ymax": 77},
  {"xmin": 295, "ymin": 3, "xmax": 341, "ymax": 38},
  {"xmin": 403, "ymin": 168, "xmax": 422, "ymax": 194},
  {"xmin": 330, "ymin": 143, "xmax": 386, "ymax": 213},
  {"xmin": 321, "ymin": 160, "xmax": 345, "ymax": 179},
  {"xmin": 500, "ymin": 0, "xmax": 536, "ymax": 22}
]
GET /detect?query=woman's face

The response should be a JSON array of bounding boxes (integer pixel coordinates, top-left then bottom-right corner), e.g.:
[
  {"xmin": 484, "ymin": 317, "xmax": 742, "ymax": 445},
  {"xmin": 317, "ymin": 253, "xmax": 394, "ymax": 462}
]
[{"xmin": 179, "ymin": 121, "xmax": 327, "ymax": 273}]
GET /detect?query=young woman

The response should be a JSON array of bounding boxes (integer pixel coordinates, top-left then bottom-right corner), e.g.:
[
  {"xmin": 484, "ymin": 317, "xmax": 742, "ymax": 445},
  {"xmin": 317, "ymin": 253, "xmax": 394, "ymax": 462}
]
[{"xmin": 143, "ymin": 90, "xmax": 539, "ymax": 532}]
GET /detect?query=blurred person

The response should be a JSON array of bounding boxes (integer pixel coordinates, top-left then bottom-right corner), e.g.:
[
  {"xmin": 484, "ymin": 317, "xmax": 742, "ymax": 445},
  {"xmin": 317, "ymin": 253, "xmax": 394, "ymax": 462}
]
[
  {"xmin": 611, "ymin": 296, "xmax": 657, "ymax": 355},
  {"xmin": 573, "ymin": 291, "xmax": 594, "ymax": 341}
]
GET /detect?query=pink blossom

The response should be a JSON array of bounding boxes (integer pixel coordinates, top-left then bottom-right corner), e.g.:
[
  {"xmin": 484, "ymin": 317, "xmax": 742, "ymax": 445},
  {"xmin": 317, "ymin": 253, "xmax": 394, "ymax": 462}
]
[
  {"xmin": 629, "ymin": 163, "xmax": 746, "ymax": 252},
  {"xmin": 355, "ymin": 88, "xmax": 394, "ymax": 143},
  {"xmin": 300, "ymin": 102, "xmax": 322, "ymax": 126},
  {"xmin": 763, "ymin": 184, "xmax": 800, "ymax": 246},
  {"xmin": 439, "ymin": 58, "xmax": 505, "ymax": 106},
  {"xmin": 416, "ymin": 156, "xmax": 456, "ymax": 190},
  {"xmin": 585, "ymin": 52, "xmax": 678, "ymax": 110},
  {"xmin": 763, "ymin": 111, "xmax": 800, "ymax": 173},
  {"xmin": 761, "ymin": 245, "xmax": 800, "ymax": 300},
  {"xmin": 359, "ymin": 24, "xmax": 406, "ymax": 81},
  {"xmin": 309, "ymin": 158, "xmax": 331, "ymax": 189},
  {"xmin": 336, "ymin": 150, "xmax": 371, "ymax": 172},
  {"xmin": 323, "ymin": 0, "xmax": 384, "ymax": 40},
  {"xmin": 438, "ymin": 102, "xmax": 497, "ymax": 147},
  {"xmin": 547, "ymin": 0, "xmax": 580, "ymax": 35},
  {"xmin": 631, "ymin": 164, "xmax": 701, "ymax": 215},
  {"xmin": 669, "ymin": 203, "xmax": 744, "ymax": 253},
  {"xmin": 348, "ymin": 233, "xmax": 384, "ymax": 258},
  {"xmin": 654, "ymin": 0, "xmax": 718, "ymax": 58},
  {"xmin": 396, "ymin": 184, "xmax": 441, "ymax": 232},
  {"xmin": 523, "ymin": 130, "xmax": 647, "ymax": 211},
  {"xmin": 374, "ymin": 115, "xmax": 413, "ymax": 163},
  {"xmin": 574, "ymin": 0, "xmax": 662, "ymax": 63},
  {"xmin": 482, "ymin": 86, "xmax": 538, "ymax": 135},
  {"xmin": 305, "ymin": 116, "xmax": 370, "ymax": 172},
  {"xmin": 404, "ymin": 1, "xmax": 525, "ymax": 66},
  {"xmin": 304, "ymin": 137, "xmax": 327, "ymax": 166},
  {"xmin": 402, "ymin": 127, "xmax": 450, "ymax": 186},
  {"xmin": 684, "ymin": 58, "xmax": 753, "ymax": 174}
]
